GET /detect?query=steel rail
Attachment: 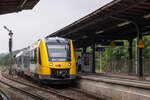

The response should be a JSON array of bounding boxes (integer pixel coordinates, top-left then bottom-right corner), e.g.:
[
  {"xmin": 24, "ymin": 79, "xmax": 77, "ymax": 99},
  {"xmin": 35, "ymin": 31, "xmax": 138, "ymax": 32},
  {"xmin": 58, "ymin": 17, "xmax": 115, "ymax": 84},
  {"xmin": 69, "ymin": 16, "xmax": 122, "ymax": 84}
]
[
  {"xmin": 3, "ymin": 74, "xmax": 74, "ymax": 100},
  {"xmin": 0, "ymin": 80, "xmax": 46, "ymax": 100},
  {"xmin": 69, "ymin": 87, "xmax": 110, "ymax": 100}
]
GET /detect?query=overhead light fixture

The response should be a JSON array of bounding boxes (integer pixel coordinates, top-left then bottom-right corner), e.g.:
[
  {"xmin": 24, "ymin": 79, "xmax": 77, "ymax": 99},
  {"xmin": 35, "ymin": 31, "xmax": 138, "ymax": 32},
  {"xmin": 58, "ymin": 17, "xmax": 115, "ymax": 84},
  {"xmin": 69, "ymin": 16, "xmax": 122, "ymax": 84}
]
[
  {"xmin": 82, "ymin": 35, "xmax": 88, "ymax": 39},
  {"xmin": 96, "ymin": 30, "xmax": 104, "ymax": 34},
  {"xmin": 144, "ymin": 14, "xmax": 150, "ymax": 18},
  {"xmin": 117, "ymin": 21, "xmax": 130, "ymax": 27}
]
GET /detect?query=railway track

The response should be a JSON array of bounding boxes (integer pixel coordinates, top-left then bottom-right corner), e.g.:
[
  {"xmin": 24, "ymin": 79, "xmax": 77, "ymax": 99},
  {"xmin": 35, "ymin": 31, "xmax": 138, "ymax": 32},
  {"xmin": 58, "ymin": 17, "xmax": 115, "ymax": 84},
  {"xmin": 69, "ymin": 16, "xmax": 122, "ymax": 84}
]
[
  {"xmin": 3, "ymin": 74, "xmax": 109, "ymax": 100},
  {"xmin": 33, "ymin": 81, "xmax": 108, "ymax": 100},
  {"xmin": 51, "ymin": 86, "xmax": 109, "ymax": 100},
  {"xmin": 0, "ymin": 80, "xmax": 46, "ymax": 100},
  {"xmin": 68, "ymin": 87, "xmax": 108, "ymax": 100},
  {"xmin": 4, "ymin": 72, "xmax": 150, "ymax": 100},
  {"xmin": 2, "ymin": 74, "xmax": 74, "ymax": 100}
]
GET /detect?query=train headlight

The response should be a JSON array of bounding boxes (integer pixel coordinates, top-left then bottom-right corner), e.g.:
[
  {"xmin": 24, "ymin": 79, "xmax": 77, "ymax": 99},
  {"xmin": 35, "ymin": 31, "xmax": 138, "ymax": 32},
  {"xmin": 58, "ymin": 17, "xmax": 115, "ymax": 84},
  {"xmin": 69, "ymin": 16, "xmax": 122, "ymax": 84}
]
[
  {"xmin": 68, "ymin": 63, "xmax": 71, "ymax": 66},
  {"xmin": 50, "ymin": 63, "xmax": 53, "ymax": 66}
]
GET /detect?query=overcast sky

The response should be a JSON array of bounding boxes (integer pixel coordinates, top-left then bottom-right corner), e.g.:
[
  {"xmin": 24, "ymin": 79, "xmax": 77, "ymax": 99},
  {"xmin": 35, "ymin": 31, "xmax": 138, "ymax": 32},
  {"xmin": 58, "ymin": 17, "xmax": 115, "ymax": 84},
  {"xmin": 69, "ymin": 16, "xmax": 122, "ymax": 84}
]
[{"xmin": 0, "ymin": 0, "xmax": 112, "ymax": 53}]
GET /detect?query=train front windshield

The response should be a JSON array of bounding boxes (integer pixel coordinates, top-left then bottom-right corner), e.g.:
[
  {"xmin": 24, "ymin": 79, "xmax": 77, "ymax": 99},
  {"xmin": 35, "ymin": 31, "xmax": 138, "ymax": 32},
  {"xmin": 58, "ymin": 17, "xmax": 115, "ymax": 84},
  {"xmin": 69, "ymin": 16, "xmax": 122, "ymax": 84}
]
[{"xmin": 47, "ymin": 42, "xmax": 71, "ymax": 62}]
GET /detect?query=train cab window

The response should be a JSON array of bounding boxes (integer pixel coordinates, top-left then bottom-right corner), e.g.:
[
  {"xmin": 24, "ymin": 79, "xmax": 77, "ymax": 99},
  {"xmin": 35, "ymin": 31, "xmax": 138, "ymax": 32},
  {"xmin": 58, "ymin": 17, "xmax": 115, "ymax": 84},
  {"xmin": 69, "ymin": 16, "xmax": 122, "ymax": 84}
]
[{"xmin": 46, "ymin": 42, "xmax": 71, "ymax": 62}]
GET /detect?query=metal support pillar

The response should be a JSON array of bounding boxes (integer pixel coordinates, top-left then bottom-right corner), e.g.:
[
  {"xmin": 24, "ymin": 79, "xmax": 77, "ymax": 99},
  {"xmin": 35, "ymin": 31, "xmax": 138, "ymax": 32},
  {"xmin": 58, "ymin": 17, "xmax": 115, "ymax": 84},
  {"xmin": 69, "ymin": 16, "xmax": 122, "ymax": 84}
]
[
  {"xmin": 110, "ymin": 16, "xmax": 143, "ymax": 77},
  {"xmin": 128, "ymin": 39, "xmax": 133, "ymax": 74},
  {"xmin": 92, "ymin": 41, "xmax": 95, "ymax": 73},
  {"xmin": 9, "ymin": 36, "xmax": 13, "ymax": 75},
  {"xmin": 83, "ymin": 46, "xmax": 87, "ymax": 53},
  {"xmin": 135, "ymin": 24, "xmax": 143, "ymax": 78},
  {"xmin": 100, "ymin": 51, "xmax": 102, "ymax": 72}
]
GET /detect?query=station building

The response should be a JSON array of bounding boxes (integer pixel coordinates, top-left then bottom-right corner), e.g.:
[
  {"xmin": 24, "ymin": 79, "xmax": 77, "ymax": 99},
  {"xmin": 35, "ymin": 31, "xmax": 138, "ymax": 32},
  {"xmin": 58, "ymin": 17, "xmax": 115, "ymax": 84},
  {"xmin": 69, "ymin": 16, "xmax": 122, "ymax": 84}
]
[{"xmin": 47, "ymin": 1, "xmax": 150, "ymax": 100}]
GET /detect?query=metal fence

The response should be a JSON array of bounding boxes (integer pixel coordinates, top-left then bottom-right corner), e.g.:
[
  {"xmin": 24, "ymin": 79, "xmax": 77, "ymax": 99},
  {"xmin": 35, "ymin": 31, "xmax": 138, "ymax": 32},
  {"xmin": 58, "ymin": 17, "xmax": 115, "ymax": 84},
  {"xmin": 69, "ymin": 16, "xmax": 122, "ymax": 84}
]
[
  {"xmin": 105, "ymin": 59, "xmax": 130, "ymax": 73},
  {"xmin": 143, "ymin": 59, "xmax": 150, "ymax": 76},
  {"xmin": 95, "ymin": 58, "xmax": 150, "ymax": 76},
  {"xmin": 103, "ymin": 59, "xmax": 137, "ymax": 74}
]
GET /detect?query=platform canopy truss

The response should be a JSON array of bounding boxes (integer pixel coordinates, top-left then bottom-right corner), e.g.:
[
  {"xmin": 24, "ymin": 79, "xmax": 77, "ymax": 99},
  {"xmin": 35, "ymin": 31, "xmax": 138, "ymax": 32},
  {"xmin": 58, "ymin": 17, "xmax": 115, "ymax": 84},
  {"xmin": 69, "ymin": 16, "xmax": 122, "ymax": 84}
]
[
  {"xmin": 0, "ymin": 0, "xmax": 39, "ymax": 15},
  {"xmin": 47, "ymin": 0, "xmax": 150, "ymax": 47}
]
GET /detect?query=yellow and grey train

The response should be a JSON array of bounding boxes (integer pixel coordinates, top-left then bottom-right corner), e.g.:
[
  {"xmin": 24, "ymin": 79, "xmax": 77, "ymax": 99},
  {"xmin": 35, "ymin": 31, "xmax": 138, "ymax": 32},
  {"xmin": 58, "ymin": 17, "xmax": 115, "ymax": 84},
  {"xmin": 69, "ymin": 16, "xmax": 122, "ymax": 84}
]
[{"xmin": 16, "ymin": 37, "xmax": 76, "ymax": 84}]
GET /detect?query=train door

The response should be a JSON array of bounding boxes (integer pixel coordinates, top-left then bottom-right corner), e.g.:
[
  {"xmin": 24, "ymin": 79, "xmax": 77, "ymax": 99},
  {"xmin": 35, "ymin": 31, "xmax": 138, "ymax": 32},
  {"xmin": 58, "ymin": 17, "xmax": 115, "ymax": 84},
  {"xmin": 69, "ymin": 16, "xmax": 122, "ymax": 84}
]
[
  {"xmin": 29, "ymin": 49, "xmax": 37, "ymax": 77},
  {"xmin": 81, "ymin": 53, "xmax": 92, "ymax": 72},
  {"xmin": 23, "ymin": 52, "xmax": 30, "ymax": 75},
  {"xmin": 21, "ymin": 55, "xmax": 24, "ymax": 73},
  {"xmin": 16, "ymin": 56, "xmax": 22, "ymax": 73}
]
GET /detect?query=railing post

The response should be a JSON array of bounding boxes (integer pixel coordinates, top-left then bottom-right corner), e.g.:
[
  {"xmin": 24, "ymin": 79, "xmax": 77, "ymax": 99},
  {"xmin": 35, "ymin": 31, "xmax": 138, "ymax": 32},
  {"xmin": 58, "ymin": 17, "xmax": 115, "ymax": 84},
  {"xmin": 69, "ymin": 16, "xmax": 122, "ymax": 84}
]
[
  {"xmin": 135, "ymin": 23, "xmax": 143, "ymax": 79},
  {"xmin": 128, "ymin": 39, "xmax": 133, "ymax": 74},
  {"xmin": 91, "ymin": 39, "xmax": 95, "ymax": 73}
]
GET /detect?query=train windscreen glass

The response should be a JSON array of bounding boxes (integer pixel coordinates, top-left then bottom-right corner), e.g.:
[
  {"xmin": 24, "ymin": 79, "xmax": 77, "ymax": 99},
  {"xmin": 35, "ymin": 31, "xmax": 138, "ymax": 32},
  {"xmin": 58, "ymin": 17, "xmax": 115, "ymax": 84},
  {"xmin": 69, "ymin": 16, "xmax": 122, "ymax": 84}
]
[{"xmin": 47, "ymin": 43, "xmax": 71, "ymax": 62}]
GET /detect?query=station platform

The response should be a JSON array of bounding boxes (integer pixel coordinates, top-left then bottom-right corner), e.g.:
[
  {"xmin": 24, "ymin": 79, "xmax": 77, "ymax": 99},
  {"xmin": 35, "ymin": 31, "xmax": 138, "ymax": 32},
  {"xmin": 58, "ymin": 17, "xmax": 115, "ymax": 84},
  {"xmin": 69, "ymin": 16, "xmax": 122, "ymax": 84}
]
[
  {"xmin": 76, "ymin": 73, "xmax": 150, "ymax": 100},
  {"xmin": 78, "ymin": 72, "xmax": 150, "ymax": 80}
]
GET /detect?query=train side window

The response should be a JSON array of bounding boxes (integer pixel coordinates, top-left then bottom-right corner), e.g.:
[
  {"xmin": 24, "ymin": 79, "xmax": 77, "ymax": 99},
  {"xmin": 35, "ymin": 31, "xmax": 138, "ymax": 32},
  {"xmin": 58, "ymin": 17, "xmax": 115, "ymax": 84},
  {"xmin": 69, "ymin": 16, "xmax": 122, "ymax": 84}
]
[
  {"xmin": 34, "ymin": 49, "xmax": 37, "ymax": 64},
  {"xmin": 38, "ymin": 48, "xmax": 41, "ymax": 65},
  {"xmin": 30, "ymin": 51, "xmax": 33, "ymax": 64}
]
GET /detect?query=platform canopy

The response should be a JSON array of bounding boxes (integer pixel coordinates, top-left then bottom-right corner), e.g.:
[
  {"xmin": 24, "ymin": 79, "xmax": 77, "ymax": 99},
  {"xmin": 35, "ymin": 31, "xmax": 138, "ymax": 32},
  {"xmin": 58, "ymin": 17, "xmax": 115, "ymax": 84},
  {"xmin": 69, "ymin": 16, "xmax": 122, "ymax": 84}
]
[
  {"xmin": 47, "ymin": 0, "xmax": 150, "ymax": 47},
  {"xmin": 0, "ymin": 0, "xmax": 39, "ymax": 15}
]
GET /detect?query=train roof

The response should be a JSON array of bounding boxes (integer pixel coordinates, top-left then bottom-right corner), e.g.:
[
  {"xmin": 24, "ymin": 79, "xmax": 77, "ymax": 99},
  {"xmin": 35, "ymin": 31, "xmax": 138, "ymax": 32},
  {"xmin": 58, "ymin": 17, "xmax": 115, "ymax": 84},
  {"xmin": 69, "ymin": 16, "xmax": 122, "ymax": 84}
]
[
  {"xmin": 45, "ymin": 37, "xmax": 70, "ymax": 43},
  {"xmin": 15, "ymin": 51, "xmax": 23, "ymax": 58}
]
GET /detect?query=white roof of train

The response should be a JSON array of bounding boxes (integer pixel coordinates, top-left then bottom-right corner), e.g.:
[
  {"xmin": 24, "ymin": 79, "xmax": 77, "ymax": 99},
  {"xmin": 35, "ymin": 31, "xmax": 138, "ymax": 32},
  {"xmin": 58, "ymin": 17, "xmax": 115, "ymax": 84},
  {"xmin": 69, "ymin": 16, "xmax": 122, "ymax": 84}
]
[{"xmin": 16, "ymin": 51, "xmax": 23, "ymax": 58}]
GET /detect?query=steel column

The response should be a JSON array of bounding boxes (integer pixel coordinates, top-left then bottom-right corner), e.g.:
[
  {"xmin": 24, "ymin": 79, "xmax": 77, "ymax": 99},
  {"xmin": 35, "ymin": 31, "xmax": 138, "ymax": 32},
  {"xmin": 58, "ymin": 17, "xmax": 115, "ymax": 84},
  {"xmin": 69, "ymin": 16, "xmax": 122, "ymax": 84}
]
[
  {"xmin": 92, "ymin": 41, "xmax": 95, "ymax": 73},
  {"xmin": 135, "ymin": 24, "xmax": 143, "ymax": 78},
  {"xmin": 9, "ymin": 38, "xmax": 13, "ymax": 75},
  {"xmin": 83, "ymin": 46, "xmax": 87, "ymax": 53}
]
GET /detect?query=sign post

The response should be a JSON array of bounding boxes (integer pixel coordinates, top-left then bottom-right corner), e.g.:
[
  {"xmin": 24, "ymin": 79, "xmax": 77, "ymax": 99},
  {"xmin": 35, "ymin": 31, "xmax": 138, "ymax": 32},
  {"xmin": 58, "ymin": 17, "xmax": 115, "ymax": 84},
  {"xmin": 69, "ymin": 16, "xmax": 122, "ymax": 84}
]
[
  {"xmin": 100, "ymin": 51, "xmax": 102, "ymax": 72},
  {"xmin": 4, "ymin": 26, "xmax": 13, "ymax": 75}
]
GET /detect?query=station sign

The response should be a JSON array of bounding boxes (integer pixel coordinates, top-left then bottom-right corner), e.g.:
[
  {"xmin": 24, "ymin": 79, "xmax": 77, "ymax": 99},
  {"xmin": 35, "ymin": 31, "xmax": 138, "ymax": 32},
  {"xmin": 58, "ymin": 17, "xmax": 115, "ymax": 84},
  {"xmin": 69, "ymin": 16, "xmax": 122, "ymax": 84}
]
[
  {"xmin": 109, "ymin": 41, "xmax": 124, "ymax": 46},
  {"xmin": 137, "ymin": 39, "xmax": 144, "ymax": 48},
  {"xmin": 96, "ymin": 47, "xmax": 105, "ymax": 52},
  {"xmin": 102, "ymin": 41, "xmax": 124, "ymax": 46},
  {"xmin": 110, "ymin": 41, "xmax": 115, "ymax": 46}
]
